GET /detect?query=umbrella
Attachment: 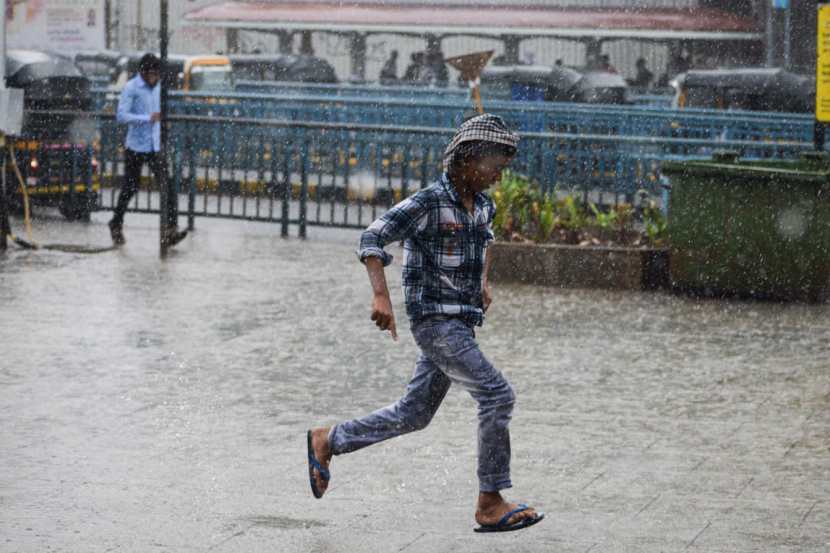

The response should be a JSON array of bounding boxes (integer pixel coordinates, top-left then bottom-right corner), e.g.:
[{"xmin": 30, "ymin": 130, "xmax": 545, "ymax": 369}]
[{"xmin": 6, "ymin": 49, "xmax": 83, "ymax": 86}]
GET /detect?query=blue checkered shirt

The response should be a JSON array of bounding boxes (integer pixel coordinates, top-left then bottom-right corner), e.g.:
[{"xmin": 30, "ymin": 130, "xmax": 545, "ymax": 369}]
[{"xmin": 358, "ymin": 173, "xmax": 496, "ymax": 327}]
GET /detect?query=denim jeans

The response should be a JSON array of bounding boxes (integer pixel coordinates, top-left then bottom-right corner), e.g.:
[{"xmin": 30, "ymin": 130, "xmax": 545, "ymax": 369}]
[{"xmin": 329, "ymin": 317, "xmax": 516, "ymax": 492}]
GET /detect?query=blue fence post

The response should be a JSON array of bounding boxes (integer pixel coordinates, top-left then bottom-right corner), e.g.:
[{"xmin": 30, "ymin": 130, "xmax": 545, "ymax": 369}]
[
  {"xmin": 68, "ymin": 145, "xmax": 78, "ymax": 211},
  {"xmin": 172, "ymin": 131, "xmax": 183, "ymax": 228},
  {"xmin": 299, "ymin": 128, "xmax": 309, "ymax": 239},
  {"xmin": 86, "ymin": 143, "xmax": 97, "ymax": 212},
  {"xmin": 186, "ymin": 123, "xmax": 196, "ymax": 231},
  {"xmin": 280, "ymin": 130, "xmax": 291, "ymax": 238}
]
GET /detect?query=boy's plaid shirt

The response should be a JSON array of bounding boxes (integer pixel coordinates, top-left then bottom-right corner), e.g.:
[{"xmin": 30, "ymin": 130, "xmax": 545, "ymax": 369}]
[{"xmin": 358, "ymin": 173, "xmax": 496, "ymax": 327}]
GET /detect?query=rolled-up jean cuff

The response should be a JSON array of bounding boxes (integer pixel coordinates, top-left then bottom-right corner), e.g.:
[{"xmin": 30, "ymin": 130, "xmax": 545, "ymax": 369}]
[
  {"xmin": 327, "ymin": 425, "xmax": 340, "ymax": 455},
  {"xmin": 479, "ymin": 475, "xmax": 512, "ymax": 493}
]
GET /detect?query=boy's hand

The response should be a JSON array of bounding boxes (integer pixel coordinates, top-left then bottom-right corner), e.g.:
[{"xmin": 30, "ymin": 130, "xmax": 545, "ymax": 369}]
[
  {"xmin": 370, "ymin": 293, "xmax": 398, "ymax": 340},
  {"xmin": 482, "ymin": 281, "xmax": 493, "ymax": 312},
  {"xmin": 150, "ymin": 112, "xmax": 162, "ymax": 123}
]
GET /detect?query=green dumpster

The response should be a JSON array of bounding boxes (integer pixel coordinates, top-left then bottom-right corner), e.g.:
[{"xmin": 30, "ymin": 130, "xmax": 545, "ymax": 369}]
[{"xmin": 662, "ymin": 152, "xmax": 830, "ymax": 302}]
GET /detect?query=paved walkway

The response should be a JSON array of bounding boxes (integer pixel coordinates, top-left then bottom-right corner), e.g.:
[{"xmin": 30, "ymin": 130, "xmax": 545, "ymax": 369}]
[{"xmin": 1, "ymin": 213, "xmax": 828, "ymax": 552}]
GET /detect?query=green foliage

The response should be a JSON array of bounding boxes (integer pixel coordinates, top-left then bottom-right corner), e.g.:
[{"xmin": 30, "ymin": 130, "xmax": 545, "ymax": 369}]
[
  {"xmin": 560, "ymin": 195, "xmax": 586, "ymax": 232},
  {"xmin": 642, "ymin": 201, "xmax": 668, "ymax": 247},
  {"xmin": 589, "ymin": 202, "xmax": 617, "ymax": 229},
  {"xmin": 492, "ymin": 170, "xmax": 558, "ymax": 242},
  {"xmin": 491, "ymin": 171, "xmax": 667, "ymax": 247}
]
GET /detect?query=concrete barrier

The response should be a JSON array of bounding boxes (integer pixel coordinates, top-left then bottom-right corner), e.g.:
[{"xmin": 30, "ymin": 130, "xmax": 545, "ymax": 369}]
[{"xmin": 488, "ymin": 241, "xmax": 669, "ymax": 290}]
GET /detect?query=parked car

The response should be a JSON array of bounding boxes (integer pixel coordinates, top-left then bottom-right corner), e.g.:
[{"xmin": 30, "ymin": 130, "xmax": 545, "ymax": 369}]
[{"xmin": 671, "ymin": 68, "xmax": 814, "ymax": 113}]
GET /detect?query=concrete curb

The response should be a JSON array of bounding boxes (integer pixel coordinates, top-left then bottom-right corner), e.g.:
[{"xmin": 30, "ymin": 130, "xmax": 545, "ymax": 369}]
[{"xmin": 488, "ymin": 241, "xmax": 669, "ymax": 290}]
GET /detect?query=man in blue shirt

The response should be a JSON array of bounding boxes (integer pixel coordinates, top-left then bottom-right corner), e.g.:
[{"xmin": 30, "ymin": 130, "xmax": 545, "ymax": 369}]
[
  {"xmin": 109, "ymin": 53, "xmax": 186, "ymax": 247},
  {"xmin": 307, "ymin": 115, "xmax": 544, "ymax": 533}
]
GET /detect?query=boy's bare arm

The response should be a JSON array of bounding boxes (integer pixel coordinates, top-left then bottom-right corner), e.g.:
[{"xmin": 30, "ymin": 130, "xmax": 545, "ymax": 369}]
[
  {"xmin": 365, "ymin": 257, "xmax": 398, "ymax": 340},
  {"xmin": 482, "ymin": 246, "xmax": 493, "ymax": 311}
]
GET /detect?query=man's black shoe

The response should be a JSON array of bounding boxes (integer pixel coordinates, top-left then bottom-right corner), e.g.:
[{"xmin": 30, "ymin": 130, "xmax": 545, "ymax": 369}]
[
  {"xmin": 163, "ymin": 228, "xmax": 188, "ymax": 247},
  {"xmin": 108, "ymin": 221, "xmax": 125, "ymax": 246}
]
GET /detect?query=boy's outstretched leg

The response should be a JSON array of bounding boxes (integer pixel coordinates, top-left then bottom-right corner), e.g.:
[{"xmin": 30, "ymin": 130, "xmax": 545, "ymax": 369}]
[{"xmin": 307, "ymin": 427, "xmax": 332, "ymax": 498}]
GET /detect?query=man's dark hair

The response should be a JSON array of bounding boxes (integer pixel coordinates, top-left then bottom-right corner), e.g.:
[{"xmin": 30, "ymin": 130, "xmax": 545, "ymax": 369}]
[{"xmin": 138, "ymin": 53, "xmax": 161, "ymax": 73}]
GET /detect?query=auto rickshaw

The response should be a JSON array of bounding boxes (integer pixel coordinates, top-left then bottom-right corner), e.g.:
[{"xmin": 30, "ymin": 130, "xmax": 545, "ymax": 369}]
[
  {"xmin": 479, "ymin": 64, "xmax": 631, "ymax": 105},
  {"xmin": 4, "ymin": 49, "xmax": 97, "ymax": 221},
  {"xmin": 229, "ymin": 54, "xmax": 338, "ymax": 84},
  {"xmin": 110, "ymin": 53, "xmax": 235, "ymax": 93},
  {"xmin": 671, "ymin": 68, "xmax": 813, "ymax": 113}
]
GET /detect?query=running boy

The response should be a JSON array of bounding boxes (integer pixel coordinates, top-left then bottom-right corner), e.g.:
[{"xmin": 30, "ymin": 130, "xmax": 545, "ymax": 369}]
[{"xmin": 307, "ymin": 114, "xmax": 543, "ymax": 533}]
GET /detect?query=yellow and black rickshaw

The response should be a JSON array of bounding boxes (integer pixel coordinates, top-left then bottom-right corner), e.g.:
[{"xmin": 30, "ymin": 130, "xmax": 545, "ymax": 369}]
[{"xmin": 4, "ymin": 49, "xmax": 98, "ymax": 221}]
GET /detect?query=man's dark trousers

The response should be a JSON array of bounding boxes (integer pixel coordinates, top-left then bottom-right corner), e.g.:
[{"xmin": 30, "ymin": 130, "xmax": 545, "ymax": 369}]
[{"xmin": 111, "ymin": 148, "xmax": 178, "ymax": 228}]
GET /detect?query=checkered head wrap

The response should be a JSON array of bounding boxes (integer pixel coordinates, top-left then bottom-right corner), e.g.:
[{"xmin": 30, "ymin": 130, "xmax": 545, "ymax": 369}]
[{"xmin": 443, "ymin": 113, "xmax": 519, "ymax": 172}]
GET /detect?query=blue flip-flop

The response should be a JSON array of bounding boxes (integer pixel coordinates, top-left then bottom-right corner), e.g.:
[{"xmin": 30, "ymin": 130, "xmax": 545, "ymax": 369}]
[
  {"xmin": 474, "ymin": 504, "xmax": 545, "ymax": 533},
  {"xmin": 307, "ymin": 430, "xmax": 330, "ymax": 499}
]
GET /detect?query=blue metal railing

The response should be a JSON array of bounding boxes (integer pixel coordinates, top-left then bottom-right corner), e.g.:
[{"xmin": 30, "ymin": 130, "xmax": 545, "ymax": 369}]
[
  {"xmin": 21, "ymin": 110, "xmax": 813, "ymax": 230},
  {"xmin": 234, "ymin": 79, "xmax": 471, "ymax": 101},
  {"xmin": 91, "ymin": 87, "xmax": 812, "ymax": 146},
  {"xmin": 234, "ymin": 80, "xmax": 675, "ymax": 107},
  {"xmin": 95, "ymin": 112, "xmax": 812, "ymax": 224}
]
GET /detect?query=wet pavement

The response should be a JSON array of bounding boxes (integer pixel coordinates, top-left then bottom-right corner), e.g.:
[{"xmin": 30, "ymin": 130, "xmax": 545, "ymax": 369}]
[{"xmin": 1, "ymin": 211, "xmax": 829, "ymax": 553}]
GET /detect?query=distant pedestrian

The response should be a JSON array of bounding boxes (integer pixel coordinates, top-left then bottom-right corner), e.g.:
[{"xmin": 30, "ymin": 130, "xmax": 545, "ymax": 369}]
[
  {"xmin": 672, "ymin": 52, "xmax": 691, "ymax": 76},
  {"xmin": 424, "ymin": 49, "xmax": 449, "ymax": 87},
  {"xmin": 307, "ymin": 114, "xmax": 545, "ymax": 533},
  {"xmin": 598, "ymin": 54, "xmax": 617, "ymax": 73},
  {"xmin": 379, "ymin": 49, "xmax": 399, "ymax": 85},
  {"xmin": 403, "ymin": 52, "xmax": 425, "ymax": 83},
  {"xmin": 110, "ymin": 53, "xmax": 187, "ymax": 247},
  {"xmin": 631, "ymin": 57, "xmax": 654, "ymax": 88}
]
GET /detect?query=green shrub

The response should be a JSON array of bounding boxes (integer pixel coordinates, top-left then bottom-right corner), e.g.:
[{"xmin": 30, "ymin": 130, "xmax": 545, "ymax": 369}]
[{"xmin": 491, "ymin": 171, "xmax": 666, "ymax": 247}]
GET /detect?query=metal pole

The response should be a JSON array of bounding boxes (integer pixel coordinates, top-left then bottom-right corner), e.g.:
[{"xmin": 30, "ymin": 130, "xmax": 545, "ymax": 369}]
[
  {"xmin": 1, "ymin": 154, "xmax": 8, "ymax": 251},
  {"xmin": 765, "ymin": 1, "xmax": 775, "ymax": 67},
  {"xmin": 159, "ymin": 0, "xmax": 169, "ymax": 256},
  {"xmin": 1, "ymin": 0, "xmax": 7, "ymax": 250},
  {"xmin": 784, "ymin": 4, "xmax": 792, "ymax": 68},
  {"xmin": 1, "ymin": 0, "xmax": 6, "ymax": 87},
  {"xmin": 113, "ymin": 0, "xmax": 120, "ymax": 50},
  {"xmin": 104, "ymin": 0, "xmax": 111, "ymax": 50},
  {"xmin": 137, "ymin": 0, "xmax": 143, "ymax": 50}
]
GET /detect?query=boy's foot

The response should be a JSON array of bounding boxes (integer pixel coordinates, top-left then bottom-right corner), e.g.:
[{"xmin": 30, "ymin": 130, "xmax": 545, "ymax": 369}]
[
  {"xmin": 308, "ymin": 427, "xmax": 332, "ymax": 498},
  {"xmin": 108, "ymin": 221, "xmax": 125, "ymax": 246},
  {"xmin": 475, "ymin": 492, "xmax": 542, "ymax": 531}
]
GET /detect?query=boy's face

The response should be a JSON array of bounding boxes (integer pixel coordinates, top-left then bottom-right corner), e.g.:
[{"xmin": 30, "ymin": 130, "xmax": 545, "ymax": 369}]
[{"xmin": 459, "ymin": 154, "xmax": 513, "ymax": 193}]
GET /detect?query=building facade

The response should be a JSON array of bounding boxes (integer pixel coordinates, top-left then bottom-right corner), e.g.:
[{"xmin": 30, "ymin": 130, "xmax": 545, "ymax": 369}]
[{"xmin": 109, "ymin": 0, "xmax": 809, "ymax": 85}]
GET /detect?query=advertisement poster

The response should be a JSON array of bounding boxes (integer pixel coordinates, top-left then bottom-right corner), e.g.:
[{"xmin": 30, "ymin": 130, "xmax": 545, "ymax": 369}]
[
  {"xmin": 818, "ymin": 4, "xmax": 830, "ymax": 123},
  {"xmin": 7, "ymin": 0, "xmax": 106, "ymax": 53}
]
